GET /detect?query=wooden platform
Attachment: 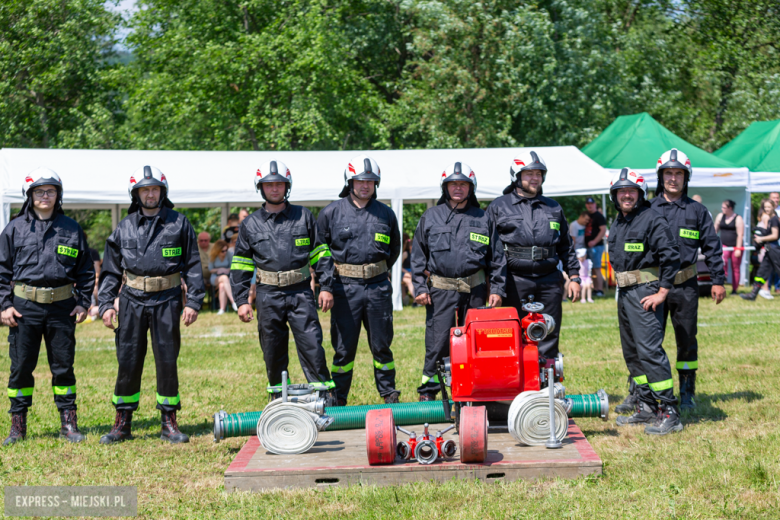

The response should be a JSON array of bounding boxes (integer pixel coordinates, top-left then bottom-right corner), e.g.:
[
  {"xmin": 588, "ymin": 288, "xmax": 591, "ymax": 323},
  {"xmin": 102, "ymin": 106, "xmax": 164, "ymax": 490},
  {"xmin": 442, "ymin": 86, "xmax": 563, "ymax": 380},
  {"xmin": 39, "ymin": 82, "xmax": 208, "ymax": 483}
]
[{"xmin": 225, "ymin": 419, "xmax": 601, "ymax": 491}]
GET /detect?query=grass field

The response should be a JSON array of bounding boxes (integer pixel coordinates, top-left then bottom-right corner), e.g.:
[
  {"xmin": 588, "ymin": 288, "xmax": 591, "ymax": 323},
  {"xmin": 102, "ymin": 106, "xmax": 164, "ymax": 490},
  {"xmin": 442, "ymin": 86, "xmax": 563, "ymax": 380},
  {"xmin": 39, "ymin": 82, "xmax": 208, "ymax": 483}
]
[{"xmin": 1, "ymin": 291, "xmax": 779, "ymax": 519}]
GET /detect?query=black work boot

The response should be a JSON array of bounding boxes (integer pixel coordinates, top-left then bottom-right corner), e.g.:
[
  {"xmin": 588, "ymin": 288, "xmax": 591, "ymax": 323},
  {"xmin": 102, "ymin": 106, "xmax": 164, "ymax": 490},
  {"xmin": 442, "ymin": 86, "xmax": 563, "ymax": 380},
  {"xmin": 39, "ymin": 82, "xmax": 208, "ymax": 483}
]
[
  {"xmin": 3, "ymin": 412, "xmax": 27, "ymax": 446},
  {"xmin": 679, "ymin": 371, "xmax": 697, "ymax": 410},
  {"xmin": 59, "ymin": 409, "xmax": 85, "ymax": 443},
  {"xmin": 100, "ymin": 410, "xmax": 133, "ymax": 444},
  {"xmin": 645, "ymin": 404, "xmax": 684, "ymax": 435},
  {"xmin": 615, "ymin": 375, "xmax": 638, "ymax": 414},
  {"xmin": 160, "ymin": 411, "xmax": 189, "ymax": 444},
  {"xmin": 741, "ymin": 284, "xmax": 761, "ymax": 301},
  {"xmin": 384, "ymin": 392, "xmax": 400, "ymax": 404},
  {"xmin": 418, "ymin": 392, "xmax": 437, "ymax": 402},
  {"xmin": 336, "ymin": 398, "xmax": 348, "ymax": 407},
  {"xmin": 616, "ymin": 401, "xmax": 658, "ymax": 427}
]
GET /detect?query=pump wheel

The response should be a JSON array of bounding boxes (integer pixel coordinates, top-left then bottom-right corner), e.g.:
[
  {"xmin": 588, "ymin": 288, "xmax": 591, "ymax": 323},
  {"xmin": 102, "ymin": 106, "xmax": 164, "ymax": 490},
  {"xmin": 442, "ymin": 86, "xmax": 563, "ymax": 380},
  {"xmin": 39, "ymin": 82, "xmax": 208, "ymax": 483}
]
[
  {"xmin": 459, "ymin": 405, "xmax": 488, "ymax": 463},
  {"xmin": 365, "ymin": 409, "xmax": 396, "ymax": 465}
]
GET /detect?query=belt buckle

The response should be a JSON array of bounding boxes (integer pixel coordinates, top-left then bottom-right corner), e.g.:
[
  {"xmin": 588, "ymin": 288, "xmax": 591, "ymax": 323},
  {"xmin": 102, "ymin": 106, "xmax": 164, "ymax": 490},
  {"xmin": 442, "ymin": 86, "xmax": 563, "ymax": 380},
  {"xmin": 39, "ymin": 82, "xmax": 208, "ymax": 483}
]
[
  {"xmin": 531, "ymin": 246, "xmax": 542, "ymax": 261},
  {"xmin": 39, "ymin": 287, "xmax": 53, "ymax": 304},
  {"xmin": 362, "ymin": 264, "xmax": 370, "ymax": 279},
  {"xmin": 144, "ymin": 276, "xmax": 159, "ymax": 292},
  {"xmin": 278, "ymin": 271, "xmax": 289, "ymax": 287}
]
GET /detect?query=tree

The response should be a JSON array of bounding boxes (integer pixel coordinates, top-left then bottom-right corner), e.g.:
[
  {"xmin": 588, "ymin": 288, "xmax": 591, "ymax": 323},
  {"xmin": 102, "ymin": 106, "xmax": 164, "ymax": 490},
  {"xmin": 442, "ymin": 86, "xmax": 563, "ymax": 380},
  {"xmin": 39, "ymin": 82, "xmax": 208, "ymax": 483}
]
[{"xmin": 0, "ymin": 0, "xmax": 120, "ymax": 148}]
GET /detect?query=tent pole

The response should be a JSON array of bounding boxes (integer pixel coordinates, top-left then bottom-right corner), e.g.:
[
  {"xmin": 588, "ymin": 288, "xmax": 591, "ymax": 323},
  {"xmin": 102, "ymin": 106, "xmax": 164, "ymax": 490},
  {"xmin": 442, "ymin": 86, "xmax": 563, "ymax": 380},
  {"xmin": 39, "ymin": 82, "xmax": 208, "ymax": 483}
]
[
  {"xmin": 111, "ymin": 205, "xmax": 120, "ymax": 230},
  {"xmin": 221, "ymin": 203, "xmax": 230, "ymax": 231},
  {"xmin": 391, "ymin": 198, "xmax": 403, "ymax": 311},
  {"xmin": 741, "ymin": 185, "xmax": 751, "ymax": 286}
]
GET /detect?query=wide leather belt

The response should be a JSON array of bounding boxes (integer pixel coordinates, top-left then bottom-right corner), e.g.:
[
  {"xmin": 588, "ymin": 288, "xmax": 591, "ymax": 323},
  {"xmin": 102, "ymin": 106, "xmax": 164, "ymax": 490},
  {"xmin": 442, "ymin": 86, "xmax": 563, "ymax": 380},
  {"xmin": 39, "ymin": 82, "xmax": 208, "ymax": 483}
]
[
  {"xmin": 430, "ymin": 270, "xmax": 486, "ymax": 294},
  {"xmin": 504, "ymin": 245, "xmax": 556, "ymax": 261},
  {"xmin": 257, "ymin": 266, "xmax": 311, "ymax": 287},
  {"xmin": 334, "ymin": 260, "xmax": 388, "ymax": 279},
  {"xmin": 124, "ymin": 271, "xmax": 181, "ymax": 292},
  {"xmin": 13, "ymin": 283, "xmax": 74, "ymax": 304},
  {"xmin": 615, "ymin": 268, "xmax": 659, "ymax": 288},
  {"xmin": 674, "ymin": 265, "xmax": 698, "ymax": 285}
]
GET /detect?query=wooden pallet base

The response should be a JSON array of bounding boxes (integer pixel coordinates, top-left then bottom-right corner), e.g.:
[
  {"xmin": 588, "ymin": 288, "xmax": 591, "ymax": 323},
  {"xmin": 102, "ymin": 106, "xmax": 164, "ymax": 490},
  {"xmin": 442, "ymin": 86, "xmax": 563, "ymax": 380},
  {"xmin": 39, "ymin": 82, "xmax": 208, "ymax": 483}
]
[{"xmin": 225, "ymin": 419, "xmax": 601, "ymax": 491}]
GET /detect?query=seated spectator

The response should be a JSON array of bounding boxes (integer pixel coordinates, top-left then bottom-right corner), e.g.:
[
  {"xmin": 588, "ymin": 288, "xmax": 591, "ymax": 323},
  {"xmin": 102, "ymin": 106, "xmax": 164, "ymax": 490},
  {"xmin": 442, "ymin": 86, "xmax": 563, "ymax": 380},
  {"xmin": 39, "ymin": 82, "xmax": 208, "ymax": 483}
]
[
  {"xmin": 209, "ymin": 240, "xmax": 237, "ymax": 314},
  {"xmin": 197, "ymin": 231, "xmax": 212, "ymax": 282},
  {"xmin": 223, "ymin": 226, "xmax": 239, "ymax": 253}
]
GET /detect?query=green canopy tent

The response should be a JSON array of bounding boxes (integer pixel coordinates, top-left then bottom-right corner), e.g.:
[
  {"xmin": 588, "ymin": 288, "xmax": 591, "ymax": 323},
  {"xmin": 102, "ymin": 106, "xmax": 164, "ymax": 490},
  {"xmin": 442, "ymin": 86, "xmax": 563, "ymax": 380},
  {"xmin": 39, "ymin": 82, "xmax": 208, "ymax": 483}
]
[
  {"xmin": 582, "ymin": 112, "xmax": 751, "ymax": 284},
  {"xmin": 714, "ymin": 119, "xmax": 780, "ymax": 192}
]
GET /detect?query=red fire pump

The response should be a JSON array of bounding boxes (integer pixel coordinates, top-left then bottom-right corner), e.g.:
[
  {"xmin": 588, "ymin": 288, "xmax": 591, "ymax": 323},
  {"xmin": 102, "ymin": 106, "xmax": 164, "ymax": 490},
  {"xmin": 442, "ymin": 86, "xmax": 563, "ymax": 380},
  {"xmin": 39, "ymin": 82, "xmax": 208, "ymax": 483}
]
[
  {"xmin": 440, "ymin": 298, "xmax": 562, "ymax": 438},
  {"xmin": 366, "ymin": 298, "xmax": 561, "ymax": 466}
]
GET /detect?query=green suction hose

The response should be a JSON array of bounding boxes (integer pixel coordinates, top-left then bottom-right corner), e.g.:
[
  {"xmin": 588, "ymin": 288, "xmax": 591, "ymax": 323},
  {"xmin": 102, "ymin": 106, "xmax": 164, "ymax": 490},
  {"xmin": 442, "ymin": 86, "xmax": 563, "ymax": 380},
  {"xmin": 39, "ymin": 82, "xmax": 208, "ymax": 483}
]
[
  {"xmin": 214, "ymin": 401, "xmax": 452, "ymax": 441},
  {"xmin": 213, "ymin": 390, "xmax": 609, "ymax": 441}
]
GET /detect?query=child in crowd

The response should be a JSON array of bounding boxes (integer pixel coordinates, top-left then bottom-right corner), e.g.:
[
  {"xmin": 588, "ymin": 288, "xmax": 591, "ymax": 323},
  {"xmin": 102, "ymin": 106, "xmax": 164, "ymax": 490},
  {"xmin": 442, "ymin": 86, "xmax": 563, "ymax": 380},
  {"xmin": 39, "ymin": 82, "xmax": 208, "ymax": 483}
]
[{"xmin": 576, "ymin": 248, "xmax": 593, "ymax": 303}]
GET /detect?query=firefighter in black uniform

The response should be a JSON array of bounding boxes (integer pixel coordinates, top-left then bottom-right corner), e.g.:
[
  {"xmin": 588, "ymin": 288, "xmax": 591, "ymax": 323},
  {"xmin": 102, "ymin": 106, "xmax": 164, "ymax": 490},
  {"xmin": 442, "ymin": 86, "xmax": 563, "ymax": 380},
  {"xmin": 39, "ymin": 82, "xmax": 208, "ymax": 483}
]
[
  {"xmin": 98, "ymin": 166, "xmax": 205, "ymax": 444},
  {"xmin": 486, "ymin": 151, "xmax": 581, "ymax": 361},
  {"xmin": 609, "ymin": 168, "xmax": 683, "ymax": 435},
  {"xmin": 230, "ymin": 160, "xmax": 335, "ymax": 400},
  {"xmin": 411, "ymin": 163, "xmax": 507, "ymax": 401},
  {"xmin": 1, "ymin": 169, "xmax": 94, "ymax": 445},
  {"xmin": 616, "ymin": 149, "xmax": 724, "ymax": 413},
  {"xmin": 315, "ymin": 155, "xmax": 401, "ymax": 406}
]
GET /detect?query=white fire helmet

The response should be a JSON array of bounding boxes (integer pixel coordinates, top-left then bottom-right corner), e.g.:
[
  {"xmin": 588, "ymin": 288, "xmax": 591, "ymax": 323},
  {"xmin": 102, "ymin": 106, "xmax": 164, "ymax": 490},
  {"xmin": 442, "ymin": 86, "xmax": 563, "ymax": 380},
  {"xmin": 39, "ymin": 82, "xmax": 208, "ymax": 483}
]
[
  {"xmin": 440, "ymin": 162, "xmax": 477, "ymax": 190},
  {"xmin": 609, "ymin": 168, "xmax": 648, "ymax": 210},
  {"xmin": 340, "ymin": 155, "xmax": 381, "ymax": 197},
  {"xmin": 255, "ymin": 160, "xmax": 292, "ymax": 201},
  {"xmin": 656, "ymin": 148, "xmax": 692, "ymax": 195},
  {"xmin": 22, "ymin": 167, "xmax": 63, "ymax": 204},
  {"xmin": 128, "ymin": 165, "xmax": 169, "ymax": 199},
  {"xmin": 509, "ymin": 151, "xmax": 548, "ymax": 185}
]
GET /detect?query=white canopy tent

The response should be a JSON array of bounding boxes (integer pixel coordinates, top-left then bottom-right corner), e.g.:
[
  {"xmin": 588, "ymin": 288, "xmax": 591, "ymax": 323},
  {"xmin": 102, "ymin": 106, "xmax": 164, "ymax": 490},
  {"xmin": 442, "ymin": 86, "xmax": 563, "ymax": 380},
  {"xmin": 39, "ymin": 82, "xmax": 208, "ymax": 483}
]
[{"xmin": 1, "ymin": 146, "xmax": 611, "ymax": 310}]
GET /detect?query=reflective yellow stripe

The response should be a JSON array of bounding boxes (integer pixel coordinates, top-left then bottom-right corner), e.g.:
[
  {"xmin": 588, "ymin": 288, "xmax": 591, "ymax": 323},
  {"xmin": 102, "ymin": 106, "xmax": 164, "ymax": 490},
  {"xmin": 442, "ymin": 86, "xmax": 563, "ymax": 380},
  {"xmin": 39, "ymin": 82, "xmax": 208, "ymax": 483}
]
[
  {"xmin": 53, "ymin": 385, "xmax": 76, "ymax": 395},
  {"xmin": 676, "ymin": 361, "xmax": 698, "ymax": 370},
  {"xmin": 331, "ymin": 361, "xmax": 355, "ymax": 374},
  {"xmin": 309, "ymin": 380, "xmax": 336, "ymax": 390},
  {"xmin": 156, "ymin": 393, "xmax": 181, "ymax": 405},
  {"xmin": 755, "ymin": 277, "xmax": 767, "ymax": 284},
  {"xmin": 112, "ymin": 392, "xmax": 140, "ymax": 404},
  {"xmin": 373, "ymin": 360, "xmax": 395, "ymax": 371},
  {"xmin": 633, "ymin": 375, "xmax": 648, "ymax": 385},
  {"xmin": 649, "ymin": 379, "xmax": 674, "ymax": 392},
  {"xmin": 8, "ymin": 387, "xmax": 34, "ymax": 398},
  {"xmin": 310, "ymin": 245, "xmax": 332, "ymax": 266},
  {"xmin": 266, "ymin": 378, "xmax": 293, "ymax": 393},
  {"xmin": 231, "ymin": 256, "xmax": 255, "ymax": 271},
  {"xmin": 421, "ymin": 374, "xmax": 440, "ymax": 385}
]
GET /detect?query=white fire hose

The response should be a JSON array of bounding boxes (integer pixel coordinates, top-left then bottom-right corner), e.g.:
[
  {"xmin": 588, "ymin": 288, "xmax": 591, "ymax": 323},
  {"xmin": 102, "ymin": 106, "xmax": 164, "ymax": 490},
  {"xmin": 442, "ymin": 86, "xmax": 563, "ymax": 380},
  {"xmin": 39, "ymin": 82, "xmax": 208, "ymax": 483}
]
[
  {"xmin": 256, "ymin": 372, "xmax": 333, "ymax": 455},
  {"xmin": 508, "ymin": 385, "xmax": 568, "ymax": 447}
]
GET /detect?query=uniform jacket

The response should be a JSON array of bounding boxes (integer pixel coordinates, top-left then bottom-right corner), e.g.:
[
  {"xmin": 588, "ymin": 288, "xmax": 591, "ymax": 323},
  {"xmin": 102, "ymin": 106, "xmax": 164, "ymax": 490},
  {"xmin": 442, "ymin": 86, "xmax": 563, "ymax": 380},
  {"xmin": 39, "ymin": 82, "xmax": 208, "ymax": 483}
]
[
  {"xmin": 608, "ymin": 203, "xmax": 681, "ymax": 290},
  {"xmin": 314, "ymin": 196, "xmax": 401, "ymax": 292},
  {"xmin": 650, "ymin": 195, "xmax": 725, "ymax": 286},
  {"xmin": 230, "ymin": 203, "xmax": 318, "ymax": 305},
  {"xmin": 411, "ymin": 201, "xmax": 507, "ymax": 296},
  {"xmin": 486, "ymin": 190, "xmax": 579, "ymax": 277},
  {"xmin": 0, "ymin": 208, "xmax": 95, "ymax": 310},
  {"xmin": 98, "ymin": 206, "xmax": 205, "ymax": 315}
]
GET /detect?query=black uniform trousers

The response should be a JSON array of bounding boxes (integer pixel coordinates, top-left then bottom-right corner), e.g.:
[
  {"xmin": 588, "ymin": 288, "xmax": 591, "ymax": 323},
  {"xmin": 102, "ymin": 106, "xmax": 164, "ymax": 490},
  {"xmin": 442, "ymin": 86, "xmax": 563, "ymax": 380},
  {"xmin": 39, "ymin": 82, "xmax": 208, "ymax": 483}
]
[
  {"xmin": 418, "ymin": 284, "xmax": 486, "ymax": 395},
  {"xmin": 256, "ymin": 283, "xmax": 332, "ymax": 392},
  {"xmin": 663, "ymin": 277, "xmax": 699, "ymax": 372},
  {"xmin": 330, "ymin": 278, "xmax": 397, "ymax": 401},
  {"xmin": 112, "ymin": 294, "xmax": 182, "ymax": 412},
  {"xmin": 618, "ymin": 281, "xmax": 677, "ymax": 408},
  {"xmin": 505, "ymin": 271, "xmax": 563, "ymax": 359},
  {"xmin": 7, "ymin": 296, "xmax": 77, "ymax": 414},
  {"xmin": 756, "ymin": 247, "xmax": 780, "ymax": 285}
]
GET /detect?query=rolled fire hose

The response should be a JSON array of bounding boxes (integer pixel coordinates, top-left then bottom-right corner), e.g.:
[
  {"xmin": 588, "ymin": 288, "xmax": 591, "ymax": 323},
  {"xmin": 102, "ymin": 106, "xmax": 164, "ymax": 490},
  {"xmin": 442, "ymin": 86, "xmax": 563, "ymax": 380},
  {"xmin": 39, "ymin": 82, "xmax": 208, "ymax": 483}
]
[
  {"xmin": 508, "ymin": 389, "xmax": 569, "ymax": 446},
  {"xmin": 256, "ymin": 395, "xmax": 334, "ymax": 455}
]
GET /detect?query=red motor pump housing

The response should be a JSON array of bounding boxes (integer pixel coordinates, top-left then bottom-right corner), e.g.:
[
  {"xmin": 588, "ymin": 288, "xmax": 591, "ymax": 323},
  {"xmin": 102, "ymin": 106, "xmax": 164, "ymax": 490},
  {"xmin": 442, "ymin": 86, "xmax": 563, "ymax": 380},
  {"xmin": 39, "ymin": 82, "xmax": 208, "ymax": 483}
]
[{"xmin": 449, "ymin": 307, "xmax": 557, "ymax": 403}]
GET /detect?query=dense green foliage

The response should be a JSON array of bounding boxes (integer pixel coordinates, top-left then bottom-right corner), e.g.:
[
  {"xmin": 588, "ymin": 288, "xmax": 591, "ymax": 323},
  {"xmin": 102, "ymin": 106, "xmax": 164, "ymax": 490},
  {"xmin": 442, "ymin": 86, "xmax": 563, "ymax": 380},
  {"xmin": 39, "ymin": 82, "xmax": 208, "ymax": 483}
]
[{"xmin": 2, "ymin": 0, "xmax": 779, "ymax": 153}]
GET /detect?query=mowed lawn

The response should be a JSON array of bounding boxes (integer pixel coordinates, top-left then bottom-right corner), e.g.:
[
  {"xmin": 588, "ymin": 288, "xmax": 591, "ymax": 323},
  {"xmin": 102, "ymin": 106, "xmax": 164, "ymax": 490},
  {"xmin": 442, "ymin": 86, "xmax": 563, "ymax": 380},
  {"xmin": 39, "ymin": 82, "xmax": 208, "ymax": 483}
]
[{"xmin": 1, "ymin": 292, "xmax": 779, "ymax": 519}]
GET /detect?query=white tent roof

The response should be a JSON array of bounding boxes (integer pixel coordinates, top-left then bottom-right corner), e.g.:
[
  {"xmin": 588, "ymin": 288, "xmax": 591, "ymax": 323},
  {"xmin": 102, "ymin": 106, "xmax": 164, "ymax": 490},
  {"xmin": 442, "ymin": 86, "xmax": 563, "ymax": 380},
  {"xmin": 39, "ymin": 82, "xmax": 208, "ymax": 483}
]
[
  {"xmin": 0, "ymin": 146, "xmax": 611, "ymax": 210},
  {"xmin": 750, "ymin": 171, "xmax": 780, "ymax": 192},
  {"xmin": 603, "ymin": 167, "xmax": 751, "ymax": 190}
]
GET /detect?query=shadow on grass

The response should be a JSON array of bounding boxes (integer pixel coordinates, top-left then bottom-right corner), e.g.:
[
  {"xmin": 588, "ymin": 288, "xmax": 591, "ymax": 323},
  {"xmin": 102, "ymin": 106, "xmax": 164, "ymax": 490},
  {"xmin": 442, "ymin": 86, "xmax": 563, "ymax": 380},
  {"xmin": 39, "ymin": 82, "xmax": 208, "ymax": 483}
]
[
  {"xmin": 680, "ymin": 391, "xmax": 763, "ymax": 424},
  {"xmin": 580, "ymin": 428, "xmax": 620, "ymax": 437}
]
